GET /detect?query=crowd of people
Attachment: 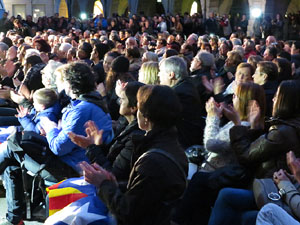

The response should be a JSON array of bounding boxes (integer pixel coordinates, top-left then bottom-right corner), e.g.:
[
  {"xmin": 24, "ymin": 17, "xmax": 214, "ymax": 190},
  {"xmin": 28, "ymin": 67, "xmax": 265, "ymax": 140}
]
[{"xmin": 0, "ymin": 9, "xmax": 299, "ymax": 225}]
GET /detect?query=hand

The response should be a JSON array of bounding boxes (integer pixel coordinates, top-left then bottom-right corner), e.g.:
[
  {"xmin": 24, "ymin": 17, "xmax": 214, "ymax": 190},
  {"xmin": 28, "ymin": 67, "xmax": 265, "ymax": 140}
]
[
  {"xmin": 287, "ymin": 151, "xmax": 300, "ymax": 182},
  {"xmin": 273, "ymin": 169, "xmax": 290, "ymax": 185},
  {"xmin": 223, "ymin": 104, "xmax": 241, "ymax": 125},
  {"xmin": 96, "ymin": 82, "xmax": 106, "ymax": 97},
  {"xmin": 205, "ymin": 97, "xmax": 223, "ymax": 118},
  {"xmin": 227, "ymin": 72, "xmax": 234, "ymax": 80},
  {"xmin": 15, "ymin": 105, "xmax": 29, "ymax": 118},
  {"xmin": 213, "ymin": 77, "xmax": 225, "ymax": 95},
  {"xmin": 115, "ymin": 80, "xmax": 128, "ymax": 98},
  {"xmin": 201, "ymin": 76, "xmax": 213, "ymax": 93},
  {"xmin": 248, "ymin": 100, "xmax": 263, "ymax": 129},
  {"xmin": 85, "ymin": 120, "xmax": 104, "ymax": 146},
  {"xmin": 39, "ymin": 117, "xmax": 58, "ymax": 133},
  {"xmin": 79, "ymin": 161, "xmax": 116, "ymax": 187}
]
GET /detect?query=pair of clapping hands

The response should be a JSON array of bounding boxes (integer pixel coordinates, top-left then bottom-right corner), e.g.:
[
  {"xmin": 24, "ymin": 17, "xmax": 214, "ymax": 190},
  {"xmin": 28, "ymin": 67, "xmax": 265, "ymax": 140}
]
[
  {"xmin": 69, "ymin": 121, "xmax": 117, "ymax": 188},
  {"xmin": 273, "ymin": 151, "xmax": 300, "ymax": 185},
  {"xmin": 205, "ymin": 97, "xmax": 262, "ymax": 129}
]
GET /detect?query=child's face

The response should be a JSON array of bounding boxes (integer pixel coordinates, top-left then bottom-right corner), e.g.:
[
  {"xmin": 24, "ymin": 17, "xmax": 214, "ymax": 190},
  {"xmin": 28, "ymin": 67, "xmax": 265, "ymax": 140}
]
[{"xmin": 33, "ymin": 100, "xmax": 45, "ymax": 112}]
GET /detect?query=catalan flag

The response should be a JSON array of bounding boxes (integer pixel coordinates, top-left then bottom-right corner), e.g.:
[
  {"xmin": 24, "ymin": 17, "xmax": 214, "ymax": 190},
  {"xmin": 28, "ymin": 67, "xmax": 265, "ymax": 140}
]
[{"xmin": 46, "ymin": 177, "xmax": 98, "ymax": 216}]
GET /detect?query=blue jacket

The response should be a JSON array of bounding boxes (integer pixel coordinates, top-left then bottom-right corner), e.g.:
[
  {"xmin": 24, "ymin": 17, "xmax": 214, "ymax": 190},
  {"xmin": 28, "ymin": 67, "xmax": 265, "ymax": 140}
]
[
  {"xmin": 18, "ymin": 102, "xmax": 61, "ymax": 134},
  {"xmin": 46, "ymin": 93, "xmax": 114, "ymax": 172}
]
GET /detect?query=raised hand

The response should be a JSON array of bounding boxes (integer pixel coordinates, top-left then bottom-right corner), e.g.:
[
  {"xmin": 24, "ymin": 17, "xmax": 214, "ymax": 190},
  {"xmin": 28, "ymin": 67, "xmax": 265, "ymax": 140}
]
[
  {"xmin": 68, "ymin": 131, "xmax": 93, "ymax": 149},
  {"xmin": 213, "ymin": 76, "xmax": 225, "ymax": 95},
  {"xmin": 273, "ymin": 169, "xmax": 290, "ymax": 185},
  {"xmin": 287, "ymin": 151, "xmax": 300, "ymax": 183},
  {"xmin": 85, "ymin": 120, "xmax": 104, "ymax": 146},
  {"xmin": 15, "ymin": 105, "xmax": 29, "ymax": 118},
  {"xmin": 248, "ymin": 100, "xmax": 263, "ymax": 129},
  {"xmin": 205, "ymin": 97, "xmax": 223, "ymax": 118},
  {"xmin": 223, "ymin": 104, "xmax": 241, "ymax": 125}
]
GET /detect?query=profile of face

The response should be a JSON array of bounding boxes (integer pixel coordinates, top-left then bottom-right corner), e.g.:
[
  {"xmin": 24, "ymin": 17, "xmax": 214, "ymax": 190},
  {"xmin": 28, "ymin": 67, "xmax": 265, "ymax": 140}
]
[
  {"xmin": 235, "ymin": 67, "xmax": 252, "ymax": 85},
  {"xmin": 190, "ymin": 58, "xmax": 201, "ymax": 72},
  {"xmin": 252, "ymin": 66, "xmax": 267, "ymax": 85},
  {"xmin": 158, "ymin": 65, "xmax": 171, "ymax": 86},
  {"xmin": 33, "ymin": 99, "xmax": 45, "ymax": 112},
  {"xmin": 6, "ymin": 47, "xmax": 17, "ymax": 61},
  {"xmin": 118, "ymin": 90, "xmax": 136, "ymax": 117},
  {"xmin": 137, "ymin": 108, "xmax": 151, "ymax": 131}
]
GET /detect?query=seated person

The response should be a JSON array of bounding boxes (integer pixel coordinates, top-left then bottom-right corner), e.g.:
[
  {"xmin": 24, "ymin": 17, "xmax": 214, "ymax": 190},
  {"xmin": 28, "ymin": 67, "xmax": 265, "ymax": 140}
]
[
  {"xmin": 69, "ymin": 81, "xmax": 145, "ymax": 183},
  {"xmin": 17, "ymin": 88, "xmax": 61, "ymax": 134},
  {"xmin": 80, "ymin": 85, "xmax": 188, "ymax": 225},
  {"xmin": 0, "ymin": 62, "xmax": 114, "ymax": 225}
]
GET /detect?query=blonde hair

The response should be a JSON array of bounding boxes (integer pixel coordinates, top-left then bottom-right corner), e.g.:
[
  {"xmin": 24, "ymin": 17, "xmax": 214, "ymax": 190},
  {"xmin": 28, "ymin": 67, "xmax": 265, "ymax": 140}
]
[
  {"xmin": 138, "ymin": 62, "xmax": 159, "ymax": 85},
  {"xmin": 33, "ymin": 88, "xmax": 58, "ymax": 108}
]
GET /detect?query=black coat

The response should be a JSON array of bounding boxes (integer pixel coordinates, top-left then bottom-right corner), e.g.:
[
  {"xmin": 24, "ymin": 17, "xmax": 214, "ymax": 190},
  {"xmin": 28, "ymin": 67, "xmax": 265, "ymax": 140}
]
[
  {"xmin": 173, "ymin": 77, "xmax": 206, "ymax": 148},
  {"xmin": 86, "ymin": 119, "xmax": 144, "ymax": 182},
  {"xmin": 230, "ymin": 117, "xmax": 300, "ymax": 178},
  {"xmin": 98, "ymin": 127, "xmax": 188, "ymax": 225},
  {"xmin": 263, "ymin": 80, "xmax": 278, "ymax": 118}
]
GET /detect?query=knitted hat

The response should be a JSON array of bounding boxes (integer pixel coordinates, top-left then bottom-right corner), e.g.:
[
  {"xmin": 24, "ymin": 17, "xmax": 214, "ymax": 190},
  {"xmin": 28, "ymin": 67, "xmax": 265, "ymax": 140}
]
[{"xmin": 111, "ymin": 56, "xmax": 129, "ymax": 73}]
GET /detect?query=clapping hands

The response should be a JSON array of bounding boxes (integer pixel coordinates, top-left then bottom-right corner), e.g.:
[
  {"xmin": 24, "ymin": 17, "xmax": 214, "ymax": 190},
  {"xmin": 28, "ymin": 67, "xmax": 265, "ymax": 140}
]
[
  {"xmin": 205, "ymin": 97, "xmax": 223, "ymax": 118},
  {"xmin": 69, "ymin": 120, "xmax": 104, "ymax": 149}
]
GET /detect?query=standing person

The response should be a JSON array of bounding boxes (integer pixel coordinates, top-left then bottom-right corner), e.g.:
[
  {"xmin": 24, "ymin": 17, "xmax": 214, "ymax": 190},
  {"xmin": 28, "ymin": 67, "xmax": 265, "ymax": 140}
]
[
  {"xmin": 205, "ymin": 12, "xmax": 218, "ymax": 35},
  {"xmin": 272, "ymin": 14, "xmax": 284, "ymax": 41},
  {"xmin": 237, "ymin": 14, "xmax": 248, "ymax": 34},
  {"xmin": 80, "ymin": 85, "xmax": 188, "ymax": 225}
]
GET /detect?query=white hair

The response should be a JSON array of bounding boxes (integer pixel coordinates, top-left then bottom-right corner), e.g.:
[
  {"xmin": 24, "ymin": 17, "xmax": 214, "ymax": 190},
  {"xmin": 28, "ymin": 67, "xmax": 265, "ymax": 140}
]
[
  {"xmin": 59, "ymin": 43, "xmax": 72, "ymax": 53},
  {"xmin": 143, "ymin": 51, "xmax": 158, "ymax": 62},
  {"xmin": 195, "ymin": 50, "xmax": 215, "ymax": 67},
  {"xmin": 41, "ymin": 60, "xmax": 63, "ymax": 89},
  {"xmin": 0, "ymin": 42, "xmax": 9, "ymax": 51},
  {"xmin": 160, "ymin": 56, "xmax": 188, "ymax": 79},
  {"xmin": 24, "ymin": 48, "xmax": 40, "ymax": 60}
]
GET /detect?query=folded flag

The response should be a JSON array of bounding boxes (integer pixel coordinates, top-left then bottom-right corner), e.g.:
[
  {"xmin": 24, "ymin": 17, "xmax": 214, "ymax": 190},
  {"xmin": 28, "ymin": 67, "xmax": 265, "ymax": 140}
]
[
  {"xmin": 44, "ymin": 195, "xmax": 115, "ymax": 225},
  {"xmin": 46, "ymin": 177, "xmax": 98, "ymax": 216}
]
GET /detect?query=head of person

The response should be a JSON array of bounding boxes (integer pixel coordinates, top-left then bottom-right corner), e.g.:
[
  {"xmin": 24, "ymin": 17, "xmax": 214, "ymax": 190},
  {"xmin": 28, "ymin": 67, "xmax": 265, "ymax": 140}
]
[
  {"xmin": 77, "ymin": 42, "xmax": 93, "ymax": 60},
  {"xmin": 233, "ymin": 82, "xmax": 266, "ymax": 124},
  {"xmin": 6, "ymin": 46, "xmax": 18, "ymax": 61},
  {"xmin": 253, "ymin": 61, "xmax": 278, "ymax": 85},
  {"xmin": 60, "ymin": 62, "xmax": 96, "ymax": 98},
  {"xmin": 106, "ymin": 56, "xmax": 129, "ymax": 92},
  {"xmin": 266, "ymin": 36, "xmax": 276, "ymax": 47},
  {"xmin": 247, "ymin": 55, "xmax": 263, "ymax": 71},
  {"xmin": 23, "ymin": 55, "xmax": 43, "ymax": 75},
  {"xmin": 272, "ymin": 80, "xmax": 300, "ymax": 119},
  {"xmin": 13, "ymin": 19, "xmax": 22, "ymax": 29},
  {"xmin": 58, "ymin": 43, "xmax": 72, "ymax": 60},
  {"xmin": 142, "ymin": 51, "xmax": 158, "ymax": 63},
  {"xmin": 263, "ymin": 46, "xmax": 277, "ymax": 61},
  {"xmin": 90, "ymin": 43, "xmax": 109, "ymax": 62},
  {"xmin": 118, "ymin": 81, "xmax": 145, "ymax": 118},
  {"xmin": 34, "ymin": 39, "xmax": 51, "ymax": 53},
  {"xmin": 33, "ymin": 88, "xmax": 58, "ymax": 112},
  {"xmin": 139, "ymin": 61, "xmax": 159, "ymax": 85},
  {"xmin": 159, "ymin": 56, "xmax": 188, "ymax": 87},
  {"xmin": 219, "ymin": 41, "xmax": 230, "ymax": 57},
  {"xmin": 291, "ymin": 41, "xmax": 300, "ymax": 55},
  {"xmin": 272, "ymin": 58, "xmax": 292, "ymax": 83},
  {"xmin": 125, "ymin": 46, "xmax": 140, "ymax": 60},
  {"xmin": 0, "ymin": 42, "xmax": 9, "ymax": 59},
  {"xmin": 103, "ymin": 51, "xmax": 120, "ymax": 73},
  {"xmin": 190, "ymin": 50, "xmax": 215, "ymax": 72},
  {"xmin": 235, "ymin": 63, "xmax": 254, "ymax": 85},
  {"xmin": 41, "ymin": 60, "xmax": 63, "ymax": 89},
  {"xmin": 225, "ymin": 50, "xmax": 243, "ymax": 68},
  {"xmin": 137, "ymin": 85, "xmax": 182, "ymax": 131},
  {"xmin": 125, "ymin": 37, "xmax": 138, "ymax": 49},
  {"xmin": 163, "ymin": 49, "xmax": 178, "ymax": 59}
]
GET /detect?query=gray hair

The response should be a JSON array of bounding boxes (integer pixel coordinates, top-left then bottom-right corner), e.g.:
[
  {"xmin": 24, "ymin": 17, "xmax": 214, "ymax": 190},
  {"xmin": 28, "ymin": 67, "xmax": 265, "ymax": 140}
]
[
  {"xmin": 59, "ymin": 43, "xmax": 72, "ymax": 53},
  {"xmin": 195, "ymin": 50, "xmax": 215, "ymax": 67},
  {"xmin": 143, "ymin": 51, "xmax": 158, "ymax": 62},
  {"xmin": 160, "ymin": 56, "xmax": 188, "ymax": 79},
  {"xmin": 232, "ymin": 38, "xmax": 242, "ymax": 46},
  {"xmin": 0, "ymin": 42, "xmax": 9, "ymax": 52},
  {"xmin": 41, "ymin": 60, "xmax": 63, "ymax": 89}
]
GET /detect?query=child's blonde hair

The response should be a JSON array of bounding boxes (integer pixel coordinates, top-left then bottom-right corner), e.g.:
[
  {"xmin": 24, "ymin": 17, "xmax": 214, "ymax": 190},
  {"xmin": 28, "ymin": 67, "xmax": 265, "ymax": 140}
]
[{"xmin": 33, "ymin": 88, "xmax": 58, "ymax": 108}]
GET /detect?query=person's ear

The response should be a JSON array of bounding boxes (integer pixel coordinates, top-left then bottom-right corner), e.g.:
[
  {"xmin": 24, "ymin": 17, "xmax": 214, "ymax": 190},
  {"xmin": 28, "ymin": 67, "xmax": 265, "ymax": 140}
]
[
  {"xmin": 169, "ymin": 72, "xmax": 176, "ymax": 80},
  {"xmin": 130, "ymin": 106, "xmax": 137, "ymax": 114},
  {"xmin": 262, "ymin": 72, "xmax": 268, "ymax": 82}
]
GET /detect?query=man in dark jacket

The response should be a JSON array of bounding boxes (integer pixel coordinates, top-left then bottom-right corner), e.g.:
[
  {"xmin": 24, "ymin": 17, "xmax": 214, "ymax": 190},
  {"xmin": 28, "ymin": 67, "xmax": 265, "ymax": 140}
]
[
  {"xmin": 252, "ymin": 61, "xmax": 278, "ymax": 117},
  {"xmin": 159, "ymin": 56, "xmax": 205, "ymax": 148}
]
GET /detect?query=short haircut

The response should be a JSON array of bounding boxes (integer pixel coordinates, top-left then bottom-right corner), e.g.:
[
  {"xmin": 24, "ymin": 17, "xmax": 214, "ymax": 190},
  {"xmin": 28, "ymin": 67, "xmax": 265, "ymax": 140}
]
[
  {"xmin": 94, "ymin": 43, "xmax": 109, "ymax": 60},
  {"xmin": 247, "ymin": 55, "xmax": 263, "ymax": 70},
  {"xmin": 257, "ymin": 61, "xmax": 278, "ymax": 81},
  {"xmin": 160, "ymin": 56, "xmax": 188, "ymax": 79},
  {"xmin": 195, "ymin": 50, "xmax": 215, "ymax": 67},
  {"xmin": 124, "ymin": 81, "xmax": 145, "ymax": 108},
  {"xmin": 273, "ymin": 80, "xmax": 300, "ymax": 118},
  {"xmin": 126, "ymin": 47, "xmax": 140, "ymax": 58},
  {"xmin": 272, "ymin": 58, "xmax": 292, "ymax": 83},
  {"xmin": 266, "ymin": 46, "xmax": 277, "ymax": 59},
  {"xmin": 227, "ymin": 50, "xmax": 243, "ymax": 67},
  {"xmin": 62, "ymin": 62, "xmax": 95, "ymax": 95},
  {"xmin": 143, "ymin": 51, "xmax": 158, "ymax": 62},
  {"xmin": 137, "ymin": 85, "xmax": 182, "ymax": 128},
  {"xmin": 33, "ymin": 88, "xmax": 58, "ymax": 108},
  {"xmin": 237, "ymin": 62, "xmax": 255, "ymax": 76}
]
